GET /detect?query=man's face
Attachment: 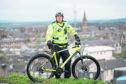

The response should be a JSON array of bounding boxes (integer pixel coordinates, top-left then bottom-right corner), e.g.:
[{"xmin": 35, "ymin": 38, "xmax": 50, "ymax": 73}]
[{"xmin": 56, "ymin": 15, "xmax": 63, "ymax": 23}]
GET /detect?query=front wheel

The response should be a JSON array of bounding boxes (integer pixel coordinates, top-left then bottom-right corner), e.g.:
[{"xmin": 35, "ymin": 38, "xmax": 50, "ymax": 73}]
[
  {"xmin": 72, "ymin": 55, "xmax": 100, "ymax": 80},
  {"xmin": 26, "ymin": 54, "xmax": 54, "ymax": 82}
]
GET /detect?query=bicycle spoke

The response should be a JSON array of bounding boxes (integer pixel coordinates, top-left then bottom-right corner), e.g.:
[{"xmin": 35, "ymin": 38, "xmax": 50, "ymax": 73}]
[
  {"xmin": 72, "ymin": 56, "xmax": 100, "ymax": 80},
  {"xmin": 27, "ymin": 54, "xmax": 54, "ymax": 82}
]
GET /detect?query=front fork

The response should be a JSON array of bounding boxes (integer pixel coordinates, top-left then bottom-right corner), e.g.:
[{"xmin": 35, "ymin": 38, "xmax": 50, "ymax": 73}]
[
  {"xmin": 78, "ymin": 51, "xmax": 84, "ymax": 65},
  {"xmin": 78, "ymin": 51, "xmax": 89, "ymax": 72}
]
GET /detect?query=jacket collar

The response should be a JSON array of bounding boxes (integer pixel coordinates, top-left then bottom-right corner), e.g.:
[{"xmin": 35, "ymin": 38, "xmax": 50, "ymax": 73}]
[{"xmin": 56, "ymin": 21, "xmax": 65, "ymax": 28}]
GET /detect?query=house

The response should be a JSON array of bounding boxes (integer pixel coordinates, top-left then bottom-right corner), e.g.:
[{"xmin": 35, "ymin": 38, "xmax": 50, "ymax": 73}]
[
  {"xmin": 82, "ymin": 39, "xmax": 122, "ymax": 53},
  {"xmin": 82, "ymin": 46, "xmax": 115, "ymax": 60},
  {"xmin": 114, "ymin": 67, "xmax": 126, "ymax": 79},
  {"xmin": 120, "ymin": 34, "xmax": 126, "ymax": 47},
  {"xmin": 98, "ymin": 59, "xmax": 126, "ymax": 82},
  {"xmin": 0, "ymin": 38, "xmax": 28, "ymax": 48}
]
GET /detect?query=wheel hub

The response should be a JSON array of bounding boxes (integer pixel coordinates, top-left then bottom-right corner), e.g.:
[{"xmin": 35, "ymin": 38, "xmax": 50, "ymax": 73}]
[{"xmin": 81, "ymin": 65, "xmax": 88, "ymax": 71}]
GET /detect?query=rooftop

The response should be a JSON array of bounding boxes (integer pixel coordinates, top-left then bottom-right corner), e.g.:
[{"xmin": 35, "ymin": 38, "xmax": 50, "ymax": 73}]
[
  {"xmin": 114, "ymin": 67, "xmax": 126, "ymax": 71},
  {"xmin": 98, "ymin": 59, "xmax": 126, "ymax": 70},
  {"xmin": 84, "ymin": 46, "xmax": 115, "ymax": 52},
  {"xmin": 82, "ymin": 39, "xmax": 115, "ymax": 46}
]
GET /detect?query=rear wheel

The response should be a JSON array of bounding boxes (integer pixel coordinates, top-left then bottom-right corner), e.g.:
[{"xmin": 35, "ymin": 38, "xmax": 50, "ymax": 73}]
[
  {"xmin": 72, "ymin": 55, "xmax": 100, "ymax": 80},
  {"xmin": 26, "ymin": 54, "xmax": 54, "ymax": 82}
]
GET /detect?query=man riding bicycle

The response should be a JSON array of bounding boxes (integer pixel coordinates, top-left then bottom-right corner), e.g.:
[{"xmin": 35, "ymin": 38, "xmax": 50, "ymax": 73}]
[{"xmin": 46, "ymin": 12, "xmax": 80, "ymax": 79}]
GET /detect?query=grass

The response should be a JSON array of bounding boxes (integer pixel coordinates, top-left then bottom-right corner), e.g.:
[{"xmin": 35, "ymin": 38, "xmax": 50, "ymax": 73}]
[
  {"xmin": 0, "ymin": 74, "xmax": 111, "ymax": 84},
  {"xmin": 114, "ymin": 50, "xmax": 126, "ymax": 55}
]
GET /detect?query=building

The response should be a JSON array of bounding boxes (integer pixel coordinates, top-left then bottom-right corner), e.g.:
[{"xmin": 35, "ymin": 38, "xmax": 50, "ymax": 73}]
[
  {"xmin": 81, "ymin": 11, "xmax": 88, "ymax": 32},
  {"xmin": 82, "ymin": 46, "xmax": 115, "ymax": 60},
  {"xmin": 82, "ymin": 39, "xmax": 122, "ymax": 53},
  {"xmin": 25, "ymin": 25, "xmax": 47, "ymax": 38},
  {"xmin": 120, "ymin": 33, "xmax": 126, "ymax": 47},
  {"xmin": 0, "ymin": 30, "xmax": 10, "ymax": 40},
  {"xmin": 98, "ymin": 59, "xmax": 126, "ymax": 82},
  {"xmin": 0, "ymin": 38, "xmax": 28, "ymax": 48}
]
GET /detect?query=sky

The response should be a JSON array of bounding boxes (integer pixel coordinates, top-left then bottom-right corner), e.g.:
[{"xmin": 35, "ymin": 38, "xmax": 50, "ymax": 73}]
[{"xmin": 0, "ymin": 0, "xmax": 126, "ymax": 21}]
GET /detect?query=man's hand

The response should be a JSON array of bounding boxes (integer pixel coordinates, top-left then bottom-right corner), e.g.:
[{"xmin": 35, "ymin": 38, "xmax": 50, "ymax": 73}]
[{"xmin": 47, "ymin": 40, "xmax": 53, "ymax": 49}]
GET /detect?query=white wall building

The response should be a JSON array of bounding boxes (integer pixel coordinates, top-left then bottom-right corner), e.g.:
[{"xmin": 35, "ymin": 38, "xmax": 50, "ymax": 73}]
[{"xmin": 82, "ymin": 46, "xmax": 115, "ymax": 60}]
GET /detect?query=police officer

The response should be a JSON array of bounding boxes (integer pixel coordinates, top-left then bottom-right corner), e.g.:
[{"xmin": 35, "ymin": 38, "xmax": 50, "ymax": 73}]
[{"xmin": 46, "ymin": 12, "xmax": 80, "ymax": 78}]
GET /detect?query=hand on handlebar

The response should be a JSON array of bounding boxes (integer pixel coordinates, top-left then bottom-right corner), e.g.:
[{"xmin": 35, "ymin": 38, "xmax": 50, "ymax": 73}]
[
  {"xmin": 74, "ymin": 34, "xmax": 81, "ymax": 45},
  {"xmin": 75, "ymin": 41, "xmax": 81, "ymax": 46},
  {"xmin": 47, "ymin": 40, "xmax": 53, "ymax": 49}
]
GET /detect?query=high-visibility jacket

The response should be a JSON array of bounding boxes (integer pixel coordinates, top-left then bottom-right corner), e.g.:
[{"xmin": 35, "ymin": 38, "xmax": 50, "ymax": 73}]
[{"xmin": 46, "ymin": 21, "xmax": 77, "ymax": 44}]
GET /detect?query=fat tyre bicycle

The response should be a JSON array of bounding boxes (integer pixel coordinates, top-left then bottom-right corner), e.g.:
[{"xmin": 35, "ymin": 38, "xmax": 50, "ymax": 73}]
[{"xmin": 26, "ymin": 42, "xmax": 100, "ymax": 82}]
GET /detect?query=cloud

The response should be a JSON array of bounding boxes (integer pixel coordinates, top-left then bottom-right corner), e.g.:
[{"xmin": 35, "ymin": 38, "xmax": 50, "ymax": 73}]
[{"xmin": 0, "ymin": 0, "xmax": 126, "ymax": 21}]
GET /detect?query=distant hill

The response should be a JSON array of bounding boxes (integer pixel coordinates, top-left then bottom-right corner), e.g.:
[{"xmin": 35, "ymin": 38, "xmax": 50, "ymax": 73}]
[
  {"xmin": 88, "ymin": 18, "xmax": 126, "ymax": 23},
  {"xmin": 0, "ymin": 21, "xmax": 51, "ymax": 28},
  {"xmin": 0, "ymin": 18, "xmax": 126, "ymax": 28}
]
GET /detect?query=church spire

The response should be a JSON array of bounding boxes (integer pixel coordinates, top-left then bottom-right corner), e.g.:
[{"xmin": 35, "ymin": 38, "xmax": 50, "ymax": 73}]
[
  {"xmin": 83, "ymin": 11, "xmax": 87, "ymax": 22},
  {"xmin": 82, "ymin": 11, "xmax": 88, "ymax": 32}
]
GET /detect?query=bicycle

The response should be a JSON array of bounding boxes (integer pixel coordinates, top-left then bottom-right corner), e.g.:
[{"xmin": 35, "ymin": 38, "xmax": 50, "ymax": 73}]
[{"xmin": 26, "ymin": 42, "xmax": 100, "ymax": 82}]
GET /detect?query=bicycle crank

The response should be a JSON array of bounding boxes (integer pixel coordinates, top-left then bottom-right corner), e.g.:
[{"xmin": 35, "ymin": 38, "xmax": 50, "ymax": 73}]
[{"xmin": 55, "ymin": 67, "xmax": 63, "ymax": 76}]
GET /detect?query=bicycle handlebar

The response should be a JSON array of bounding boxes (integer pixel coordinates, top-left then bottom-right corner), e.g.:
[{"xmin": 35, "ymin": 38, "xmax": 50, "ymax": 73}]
[
  {"xmin": 75, "ymin": 42, "xmax": 80, "ymax": 46},
  {"xmin": 51, "ymin": 42, "xmax": 80, "ymax": 50}
]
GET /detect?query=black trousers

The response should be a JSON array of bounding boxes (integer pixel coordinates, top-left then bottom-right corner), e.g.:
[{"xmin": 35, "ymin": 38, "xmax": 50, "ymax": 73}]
[{"xmin": 52, "ymin": 45, "xmax": 71, "ymax": 78}]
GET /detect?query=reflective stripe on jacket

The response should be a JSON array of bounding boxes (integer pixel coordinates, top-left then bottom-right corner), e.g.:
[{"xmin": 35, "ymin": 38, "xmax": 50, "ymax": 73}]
[{"xmin": 46, "ymin": 21, "xmax": 77, "ymax": 44}]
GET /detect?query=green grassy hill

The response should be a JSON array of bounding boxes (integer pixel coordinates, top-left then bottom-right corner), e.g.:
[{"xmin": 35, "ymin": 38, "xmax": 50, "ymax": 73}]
[{"xmin": 0, "ymin": 74, "xmax": 111, "ymax": 84}]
